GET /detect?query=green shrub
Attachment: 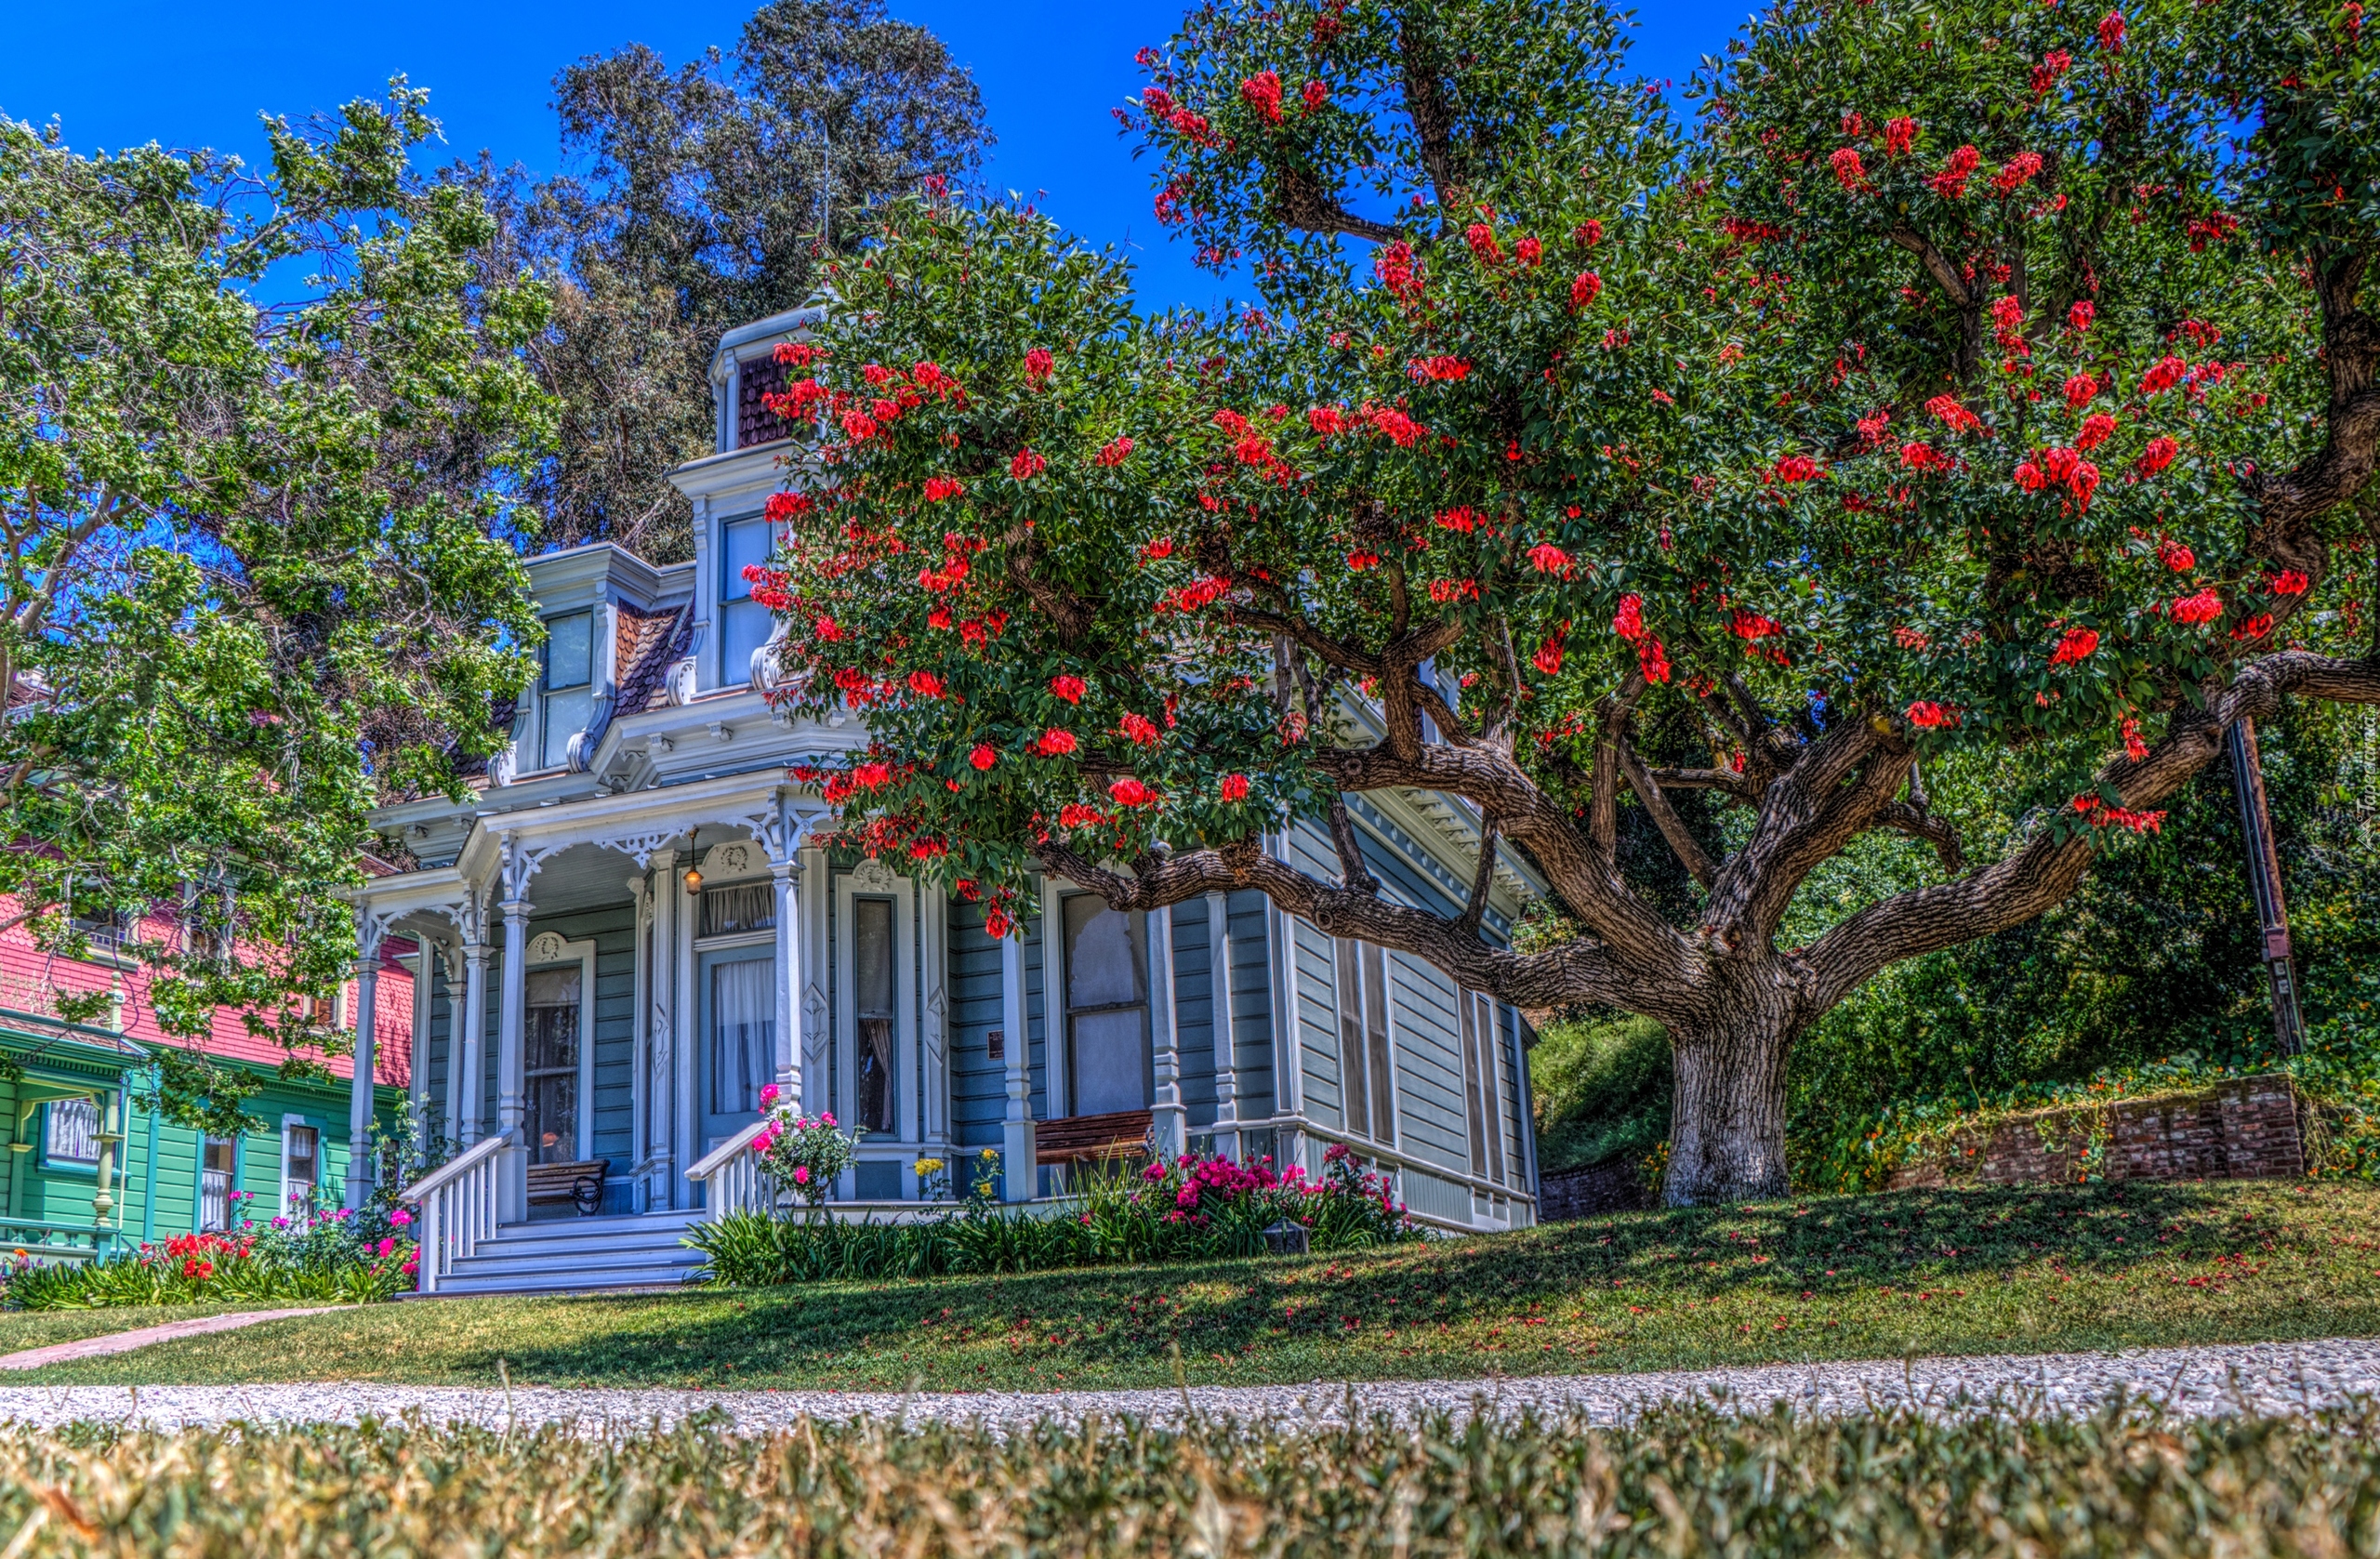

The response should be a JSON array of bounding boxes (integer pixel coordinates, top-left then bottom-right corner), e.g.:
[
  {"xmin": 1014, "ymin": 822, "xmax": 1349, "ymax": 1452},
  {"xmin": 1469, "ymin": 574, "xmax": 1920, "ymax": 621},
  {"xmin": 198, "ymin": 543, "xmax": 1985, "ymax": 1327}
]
[
  {"xmin": 688, "ymin": 1148, "xmax": 1419, "ymax": 1287},
  {"xmin": 1528, "ymin": 1013, "xmax": 1672, "ymax": 1174},
  {"xmin": 2, "ymin": 1204, "xmax": 416, "ymax": 1311},
  {"xmin": 3, "ymin": 1400, "xmax": 2376, "ymax": 1555}
]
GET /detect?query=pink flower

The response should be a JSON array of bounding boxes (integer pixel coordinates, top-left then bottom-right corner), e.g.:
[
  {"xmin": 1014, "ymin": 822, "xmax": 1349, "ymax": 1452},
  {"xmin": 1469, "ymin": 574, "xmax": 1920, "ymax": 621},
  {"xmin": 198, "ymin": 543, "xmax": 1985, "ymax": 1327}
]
[
  {"xmin": 388, "ymin": 1209, "xmax": 412, "ymax": 1228},
  {"xmin": 793, "ymin": 1166, "xmax": 811, "ymax": 1185},
  {"xmin": 820, "ymin": 1112, "xmax": 836, "ymax": 1127}
]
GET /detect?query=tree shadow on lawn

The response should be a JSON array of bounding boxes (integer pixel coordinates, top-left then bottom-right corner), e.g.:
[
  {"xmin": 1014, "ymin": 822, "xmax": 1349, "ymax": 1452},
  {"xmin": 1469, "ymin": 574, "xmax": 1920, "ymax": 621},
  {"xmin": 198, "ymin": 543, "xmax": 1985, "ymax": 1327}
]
[
  {"xmin": 29, "ymin": 1182, "xmax": 2359, "ymax": 1389},
  {"xmin": 394, "ymin": 1179, "xmax": 2380, "ymax": 1391}
]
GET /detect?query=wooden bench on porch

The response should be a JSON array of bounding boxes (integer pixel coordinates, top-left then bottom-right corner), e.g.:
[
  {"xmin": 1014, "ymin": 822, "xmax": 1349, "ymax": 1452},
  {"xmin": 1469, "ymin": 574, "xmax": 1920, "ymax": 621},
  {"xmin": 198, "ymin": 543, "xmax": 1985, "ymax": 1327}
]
[
  {"xmin": 1034, "ymin": 1109, "xmax": 1155, "ymax": 1167},
  {"xmin": 526, "ymin": 1158, "xmax": 608, "ymax": 1216}
]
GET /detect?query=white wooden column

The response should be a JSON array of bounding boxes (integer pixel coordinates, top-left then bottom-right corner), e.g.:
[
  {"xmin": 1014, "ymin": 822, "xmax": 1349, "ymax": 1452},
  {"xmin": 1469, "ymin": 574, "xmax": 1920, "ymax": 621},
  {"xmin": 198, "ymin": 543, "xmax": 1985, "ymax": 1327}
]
[
  {"xmin": 645, "ymin": 850, "xmax": 678, "ymax": 1208},
  {"xmin": 999, "ymin": 914, "xmax": 1035, "ymax": 1200},
  {"xmin": 495, "ymin": 839, "xmax": 536, "ymax": 1222},
  {"xmin": 763, "ymin": 804, "xmax": 803, "ymax": 1096},
  {"xmin": 672, "ymin": 847, "xmax": 699, "ymax": 1198},
  {"xmin": 342, "ymin": 918, "xmax": 385, "ymax": 1210},
  {"xmin": 457, "ymin": 935, "xmax": 489, "ymax": 1145},
  {"xmin": 627, "ymin": 873, "xmax": 651, "ymax": 1203},
  {"xmin": 1150, "ymin": 905, "xmax": 1185, "ymax": 1158},
  {"xmin": 1206, "ymin": 891, "xmax": 1240, "ymax": 1156},
  {"xmin": 920, "ymin": 886, "xmax": 950, "ymax": 1148},
  {"xmin": 408, "ymin": 942, "xmax": 432, "ymax": 1149}
]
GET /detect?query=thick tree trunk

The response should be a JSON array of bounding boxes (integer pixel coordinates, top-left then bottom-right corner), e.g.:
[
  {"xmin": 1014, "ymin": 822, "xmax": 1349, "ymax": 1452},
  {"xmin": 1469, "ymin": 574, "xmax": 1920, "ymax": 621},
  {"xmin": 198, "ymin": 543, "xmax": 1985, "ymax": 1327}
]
[{"xmin": 1661, "ymin": 979, "xmax": 1799, "ymax": 1207}]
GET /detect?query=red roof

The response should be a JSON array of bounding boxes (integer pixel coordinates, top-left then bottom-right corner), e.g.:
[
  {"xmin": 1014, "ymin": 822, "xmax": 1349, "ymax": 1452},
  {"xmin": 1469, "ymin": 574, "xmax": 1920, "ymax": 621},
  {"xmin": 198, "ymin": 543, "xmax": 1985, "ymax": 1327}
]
[{"xmin": 0, "ymin": 903, "xmax": 411, "ymax": 1088}]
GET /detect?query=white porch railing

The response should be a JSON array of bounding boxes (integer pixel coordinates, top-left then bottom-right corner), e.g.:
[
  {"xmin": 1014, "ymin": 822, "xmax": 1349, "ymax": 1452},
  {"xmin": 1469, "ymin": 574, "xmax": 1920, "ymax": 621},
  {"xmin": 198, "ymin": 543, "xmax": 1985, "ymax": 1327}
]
[
  {"xmin": 684, "ymin": 1118, "xmax": 780, "ymax": 1222},
  {"xmin": 400, "ymin": 1130, "xmax": 513, "ymax": 1295}
]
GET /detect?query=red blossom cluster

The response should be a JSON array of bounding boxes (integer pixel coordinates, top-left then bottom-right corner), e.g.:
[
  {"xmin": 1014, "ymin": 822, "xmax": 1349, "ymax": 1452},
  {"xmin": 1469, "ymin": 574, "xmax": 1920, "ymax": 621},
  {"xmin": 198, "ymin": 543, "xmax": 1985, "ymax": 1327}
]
[
  {"xmin": 2139, "ymin": 435, "xmax": 2179, "ymax": 474},
  {"xmin": 1774, "ymin": 454, "xmax": 1822, "ymax": 482},
  {"xmin": 2031, "ymin": 49, "xmax": 2074, "ymax": 95},
  {"xmin": 1408, "ymin": 355, "xmax": 1473, "ymax": 381},
  {"xmin": 2048, "ymin": 626, "xmax": 2100, "ymax": 667},
  {"xmin": 1831, "ymin": 147, "xmax": 1869, "ymax": 192},
  {"xmin": 1239, "ymin": 70, "xmax": 1283, "ymax": 124},
  {"xmin": 1925, "ymin": 395, "xmax": 1982, "ymax": 434},
  {"xmin": 1991, "ymin": 151, "xmax": 2044, "ymax": 195},
  {"xmin": 2071, "ymin": 795, "xmax": 2164, "ymax": 835},
  {"xmin": 1906, "ymin": 701, "xmax": 1958, "ymax": 729},
  {"xmin": 1884, "ymin": 115, "xmax": 1915, "ymax": 155},
  {"xmin": 2171, "ymin": 588, "xmax": 2224, "ymax": 625},
  {"xmin": 1930, "ymin": 144, "xmax": 1981, "ymax": 198},
  {"xmin": 1570, "ymin": 271, "xmax": 1603, "ymax": 310}
]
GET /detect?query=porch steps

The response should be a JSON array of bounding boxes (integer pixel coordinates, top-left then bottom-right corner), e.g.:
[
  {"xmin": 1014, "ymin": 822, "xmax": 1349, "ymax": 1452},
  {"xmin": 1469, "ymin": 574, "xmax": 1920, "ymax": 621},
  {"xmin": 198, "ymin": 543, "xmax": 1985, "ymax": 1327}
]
[{"xmin": 421, "ymin": 1209, "xmax": 709, "ymax": 1298}]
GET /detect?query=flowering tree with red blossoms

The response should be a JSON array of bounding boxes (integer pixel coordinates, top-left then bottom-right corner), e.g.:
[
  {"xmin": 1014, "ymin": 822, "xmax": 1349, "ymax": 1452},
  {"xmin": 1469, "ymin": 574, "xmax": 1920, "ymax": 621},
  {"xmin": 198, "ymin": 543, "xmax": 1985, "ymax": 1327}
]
[{"xmin": 749, "ymin": 0, "xmax": 2380, "ymax": 1204}]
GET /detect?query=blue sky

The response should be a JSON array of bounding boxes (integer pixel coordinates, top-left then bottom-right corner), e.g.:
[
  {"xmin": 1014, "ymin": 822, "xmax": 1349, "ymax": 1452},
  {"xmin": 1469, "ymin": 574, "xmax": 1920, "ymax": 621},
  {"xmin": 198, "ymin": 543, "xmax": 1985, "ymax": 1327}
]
[{"xmin": 3, "ymin": 0, "xmax": 1744, "ymax": 312}]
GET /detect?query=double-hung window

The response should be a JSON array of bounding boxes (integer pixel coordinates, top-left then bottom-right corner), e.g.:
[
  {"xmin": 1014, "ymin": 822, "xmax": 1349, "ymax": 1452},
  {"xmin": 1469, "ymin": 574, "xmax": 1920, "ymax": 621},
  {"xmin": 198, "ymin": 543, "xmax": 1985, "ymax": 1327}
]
[
  {"xmin": 539, "ymin": 611, "xmax": 594, "ymax": 771},
  {"xmin": 1331, "ymin": 939, "xmax": 1395, "ymax": 1144},
  {"xmin": 1460, "ymin": 992, "xmax": 1509, "ymax": 1185},
  {"xmin": 719, "ymin": 517, "xmax": 774, "ymax": 684},
  {"xmin": 42, "ymin": 1098, "xmax": 100, "ymax": 1169},
  {"xmin": 283, "ymin": 1125, "xmax": 321, "ymax": 1212}
]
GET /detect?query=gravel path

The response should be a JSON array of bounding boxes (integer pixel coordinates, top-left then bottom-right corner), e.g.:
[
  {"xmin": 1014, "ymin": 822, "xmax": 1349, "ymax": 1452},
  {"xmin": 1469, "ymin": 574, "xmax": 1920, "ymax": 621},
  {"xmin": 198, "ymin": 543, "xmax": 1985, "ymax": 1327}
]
[
  {"xmin": 0, "ymin": 1309, "xmax": 342, "ymax": 1372},
  {"xmin": 0, "ymin": 1338, "xmax": 2371, "ymax": 1433}
]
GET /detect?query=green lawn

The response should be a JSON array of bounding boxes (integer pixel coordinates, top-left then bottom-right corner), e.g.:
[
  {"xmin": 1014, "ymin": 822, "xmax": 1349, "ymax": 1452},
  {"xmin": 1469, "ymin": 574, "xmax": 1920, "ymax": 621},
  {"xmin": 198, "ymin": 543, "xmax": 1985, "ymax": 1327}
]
[
  {"xmin": 0, "ymin": 1302, "xmax": 256, "ymax": 1360},
  {"xmin": 8, "ymin": 1180, "xmax": 2376, "ymax": 1390}
]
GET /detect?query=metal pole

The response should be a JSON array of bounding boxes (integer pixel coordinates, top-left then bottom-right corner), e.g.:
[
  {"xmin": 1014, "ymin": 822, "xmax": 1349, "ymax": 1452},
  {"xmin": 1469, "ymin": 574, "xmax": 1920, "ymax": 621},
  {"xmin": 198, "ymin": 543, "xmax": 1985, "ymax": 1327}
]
[{"xmin": 2228, "ymin": 717, "xmax": 2306, "ymax": 1056}]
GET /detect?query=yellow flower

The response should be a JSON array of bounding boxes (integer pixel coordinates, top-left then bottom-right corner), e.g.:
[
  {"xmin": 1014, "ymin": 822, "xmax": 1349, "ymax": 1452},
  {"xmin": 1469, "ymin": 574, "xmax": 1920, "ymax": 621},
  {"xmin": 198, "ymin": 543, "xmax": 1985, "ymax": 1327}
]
[{"xmin": 913, "ymin": 1158, "xmax": 945, "ymax": 1175}]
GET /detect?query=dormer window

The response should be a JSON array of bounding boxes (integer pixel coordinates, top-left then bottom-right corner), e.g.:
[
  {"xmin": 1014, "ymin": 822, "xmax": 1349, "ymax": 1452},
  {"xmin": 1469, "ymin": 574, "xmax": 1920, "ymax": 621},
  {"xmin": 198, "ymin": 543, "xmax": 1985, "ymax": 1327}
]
[
  {"xmin": 719, "ymin": 517, "xmax": 774, "ymax": 683},
  {"xmin": 539, "ymin": 611, "xmax": 595, "ymax": 770}
]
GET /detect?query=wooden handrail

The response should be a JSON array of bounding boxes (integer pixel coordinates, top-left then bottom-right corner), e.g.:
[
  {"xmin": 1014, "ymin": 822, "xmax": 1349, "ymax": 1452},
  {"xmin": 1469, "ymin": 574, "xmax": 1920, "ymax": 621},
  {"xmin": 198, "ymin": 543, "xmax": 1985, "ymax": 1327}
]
[{"xmin": 398, "ymin": 1130, "xmax": 512, "ymax": 1206}]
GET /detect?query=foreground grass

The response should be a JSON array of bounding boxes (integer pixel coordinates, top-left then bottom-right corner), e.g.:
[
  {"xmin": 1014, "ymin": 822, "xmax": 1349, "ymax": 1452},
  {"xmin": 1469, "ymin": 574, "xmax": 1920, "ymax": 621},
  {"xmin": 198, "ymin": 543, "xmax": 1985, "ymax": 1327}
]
[
  {"xmin": 10, "ymin": 1180, "xmax": 2377, "ymax": 1391},
  {"xmin": 5, "ymin": 1401, "xmax": 2378, "ymax": 1555}
]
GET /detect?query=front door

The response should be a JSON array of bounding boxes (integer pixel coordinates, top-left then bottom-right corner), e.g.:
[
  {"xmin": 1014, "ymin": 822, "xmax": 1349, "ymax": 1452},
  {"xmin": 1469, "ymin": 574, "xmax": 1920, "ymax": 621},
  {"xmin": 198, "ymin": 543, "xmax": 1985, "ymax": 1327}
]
[
  {"xmin": 699, "ymin": 949, "xmax": 774, "ymax": 1154},
  {"xmin": 523, "ymin": 966, "xmax": 582, "ymax": 1164}
]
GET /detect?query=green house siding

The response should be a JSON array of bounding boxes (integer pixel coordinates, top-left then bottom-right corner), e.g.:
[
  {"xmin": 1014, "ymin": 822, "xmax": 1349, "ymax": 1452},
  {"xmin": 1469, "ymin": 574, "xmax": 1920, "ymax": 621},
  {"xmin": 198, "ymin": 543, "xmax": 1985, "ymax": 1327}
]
[{"xmin": 0, "ymin": 1014, "xmax": 403, "ymax": 1258}]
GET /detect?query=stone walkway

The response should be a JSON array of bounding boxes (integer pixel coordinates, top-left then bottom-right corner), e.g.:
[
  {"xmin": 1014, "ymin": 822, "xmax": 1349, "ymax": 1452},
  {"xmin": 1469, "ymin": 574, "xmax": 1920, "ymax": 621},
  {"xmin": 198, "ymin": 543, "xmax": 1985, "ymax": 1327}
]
[
  {"xmin": 0, "ymin": 1309, "xmax": 342, "ymax": 1372},
  {"xmin": 0, "ymin": 1337, "xmax": 2370, "ymax": 1433}
]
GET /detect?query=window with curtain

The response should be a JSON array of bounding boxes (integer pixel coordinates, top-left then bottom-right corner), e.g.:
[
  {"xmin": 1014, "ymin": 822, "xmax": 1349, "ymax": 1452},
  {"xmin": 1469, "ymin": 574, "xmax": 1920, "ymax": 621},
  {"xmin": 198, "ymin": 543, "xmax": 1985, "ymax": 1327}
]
[
  {"xmin": 1064, "ymin": 895, "xmax": 1148, "ymax": 1116},
  {"xmin": 200, "ymin": 1136, "xmax": 236, "ymax": 1232},
  {"xmin": 284, "ymin": 1125, "xmax": 320, "ymax": 1211},
  {"xmin": 853, "ymin": 898, "xmax": 896, "ymax": 1132},
  {"xmin": 539, "ymin": 611, "xmax": 594, "ymax": 771},
  {"xmin": 698, "ymin": 880, "xmax": 774, "ymax": 937},
  {"xmin": 720, "ymin": 516, "xmax": 774, "ymax": 683},
  {"xmin": 524, "ymin": 966, "xmax": 582, "ymax": 1164},
  {"xmin": 708, "ymin": 957, "xmax": 774, "ymax": 1116},
  {"xmin": 1460, "ymin": 991, "xmax": 1508, "ymax": 1184},
  {"xmin": 43, "ymin": 1098, "xmax": 99, "ymax": 1166},
  {"xmin": 1331, "ymin": 938, "xmax": 1395, "ymax": 1144}
]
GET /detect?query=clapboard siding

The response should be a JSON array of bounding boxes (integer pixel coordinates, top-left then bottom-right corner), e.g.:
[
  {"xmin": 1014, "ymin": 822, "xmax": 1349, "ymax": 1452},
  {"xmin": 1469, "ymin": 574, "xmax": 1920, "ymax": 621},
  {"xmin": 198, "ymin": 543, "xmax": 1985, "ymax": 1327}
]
[
  {"xmin": 948, "ymin": 898, "xmax": 1007, "ymax": 1149},
  {"xmin": 1388, "ymin": 949, "xmax": 1473, "ymax": 1173},
  {"xmin": 1225, "ymin": 890, "xmax": 1276, "ymax": 1119},
  {"xmin": 1170, "ymin": 903, "xmax": 1219, "ymax": 1121}
]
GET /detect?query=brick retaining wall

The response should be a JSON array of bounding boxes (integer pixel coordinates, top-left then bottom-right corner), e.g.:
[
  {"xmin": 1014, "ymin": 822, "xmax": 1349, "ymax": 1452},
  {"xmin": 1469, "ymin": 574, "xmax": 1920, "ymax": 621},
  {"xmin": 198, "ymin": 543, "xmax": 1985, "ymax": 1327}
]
[
  {"xmin": 1538, "ymin": 1157, "xmax": 1653, "ymax": 1221},
  {"xmin": 1886, "ymin": 1075, "xmax": 2303, "ymax": 1190}
]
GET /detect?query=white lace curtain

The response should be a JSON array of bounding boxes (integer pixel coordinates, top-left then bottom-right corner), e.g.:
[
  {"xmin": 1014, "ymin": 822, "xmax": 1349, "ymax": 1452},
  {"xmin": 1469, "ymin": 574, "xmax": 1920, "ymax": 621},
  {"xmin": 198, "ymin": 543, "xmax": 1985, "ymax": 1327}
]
[{"xmin": 710, "ymin": 958, "xmax": 774, "ymax": 1116}]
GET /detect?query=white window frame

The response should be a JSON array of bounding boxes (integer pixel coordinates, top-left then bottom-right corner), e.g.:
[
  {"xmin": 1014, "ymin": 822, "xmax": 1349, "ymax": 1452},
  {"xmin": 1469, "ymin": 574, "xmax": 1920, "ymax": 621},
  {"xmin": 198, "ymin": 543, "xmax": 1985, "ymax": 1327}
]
[
  {"xmin": 1460, "ymin": 990, "xmax": 1509, "ymax": 1187},
  {"xmin": 536, "ymin": 609, "xmax": 597, "ymax": 773},
  {"xmin": 1330, "ymin": 938, "xmax": 1399, "ymax": 1146},
  {"xmin": 1055, "ymin": 891, "xmax": 1152, "ymax": 1122},
  {"xmin": 835, "ymin": 865, "xmax": 917, "ymax": 1143},
  {"xmin": 521, "ymin": 931, "xmax": 600, "ymax": 1164},
  {"xmin": 280, "ymin": 1115, "xmax": 322, "ymax": 1214}
]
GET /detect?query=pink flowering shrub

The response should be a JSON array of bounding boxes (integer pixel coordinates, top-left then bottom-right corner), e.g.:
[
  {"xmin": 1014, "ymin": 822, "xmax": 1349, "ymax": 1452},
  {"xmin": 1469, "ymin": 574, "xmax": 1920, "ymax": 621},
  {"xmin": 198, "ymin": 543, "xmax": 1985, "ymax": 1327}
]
[{"xmin": 749, "ymin": 1083, "xmax": 864, "ymax": 1208}]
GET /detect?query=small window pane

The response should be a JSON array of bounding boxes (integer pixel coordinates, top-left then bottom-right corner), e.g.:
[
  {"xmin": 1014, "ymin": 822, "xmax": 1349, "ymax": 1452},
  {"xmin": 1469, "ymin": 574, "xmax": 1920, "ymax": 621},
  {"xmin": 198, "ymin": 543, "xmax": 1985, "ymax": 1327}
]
[
  {"xmin": 721, "ymin": 599, "xmax": 774, "ymax": 685},
  {"xmin": 698, "ymin": 881, "xmax": 775, "ymax": 937},
  {"xmin": 721, "ymin": 518, "xmax": 772, "ymax": 601},
  {"xmin": 541, "ymin": 687, "xmax": 595, "ymax": 771},
  {"xmin": 45, "ymin": 1099, "xmax": 99, "ymax": 1165},
  {"xmin": 1362, "ymin": 944, "xmax": 1395, "ymax": 1147},
  {"xmin": 1461, "ymin": 995, "xmax": 1489, "ymax": 1177},
  {"xmin": 854, "ymin": 897, "xmax": 896, "ymax": 1133},
  {"xmin": 1333, "ymin": 938, "xmax": 1369, "ymax": 1138},
  {"xmin": 1064, "ymin": 897, "xmax": 1145, "ymax": 1010},
  {"xmin": 284, "ymin": 1126, "xmax": 320, "ymax": 1212},
  {"xmin": 545, "ymin": 613, "xmax": 592, "ymax": 690}
]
